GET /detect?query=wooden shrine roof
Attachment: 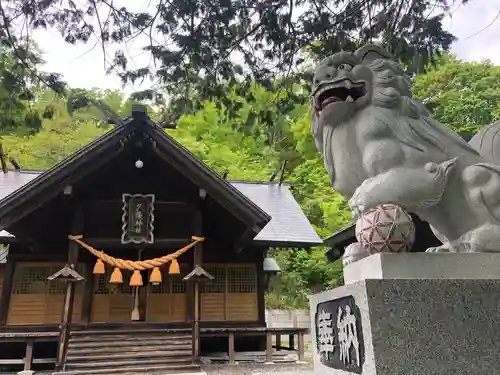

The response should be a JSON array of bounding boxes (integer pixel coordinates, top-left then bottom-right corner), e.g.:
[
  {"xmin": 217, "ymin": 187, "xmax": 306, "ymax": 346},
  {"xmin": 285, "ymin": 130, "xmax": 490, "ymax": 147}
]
[
  {"xmin": 0, "ymin": 109, "xmax": 271, "ymax": 242},
  {"xmin": 0, "ymin": 173, "xmax": 322, "ymax": 248},
  {"xmin": 232, "ymin": 181, "xmax": 322, "ymax": 246}
]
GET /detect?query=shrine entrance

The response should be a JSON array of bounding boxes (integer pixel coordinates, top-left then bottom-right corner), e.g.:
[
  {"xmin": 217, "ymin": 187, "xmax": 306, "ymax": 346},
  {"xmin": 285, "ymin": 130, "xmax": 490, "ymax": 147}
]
[
  {"xmin": 91, "ymin": 269, "xmax": 134, "ymax": 323},
  {"xmin": 89, "ymin": 264, "xmax": 189, "ymax": 324},
  {"xmin": 145, "ymin": 265, "xmax": 188, "ymax": 323}
]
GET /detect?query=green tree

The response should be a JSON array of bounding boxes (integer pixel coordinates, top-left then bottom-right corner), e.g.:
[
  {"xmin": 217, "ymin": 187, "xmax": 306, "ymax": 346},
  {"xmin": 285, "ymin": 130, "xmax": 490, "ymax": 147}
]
[
  {"xmin": 1, "ymin": 0, "xmax": 462, "ymax": 132},
  {"xmin": 0, "ymin": 45, "xmax": 62, "ymax": 133},
  {"xmin": 412, "ymin": 54, "xmax": 500, "ymax": 134}
]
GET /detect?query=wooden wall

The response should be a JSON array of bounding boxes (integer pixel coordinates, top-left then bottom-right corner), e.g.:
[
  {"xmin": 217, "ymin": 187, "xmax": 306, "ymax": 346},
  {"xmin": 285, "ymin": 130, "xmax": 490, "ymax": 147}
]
[
  {"xmin": 89, "ymin": 262, "xmax": 259, "ymax": 324},
  {"xmin": 201, "ymin": 263, "xmax": 258, "ymax": 322},
  {"xmin": 6, "ymin": 262, "xmax": 84, "ymax": 325},
  {"xmin": 3, "ymin": 260, "xmax": 260, "ymax": 326}
]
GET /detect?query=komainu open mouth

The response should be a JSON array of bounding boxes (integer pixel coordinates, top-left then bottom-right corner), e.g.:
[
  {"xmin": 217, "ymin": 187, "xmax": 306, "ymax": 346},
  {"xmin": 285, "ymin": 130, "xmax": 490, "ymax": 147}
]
[{"xmin": 314, "ymin": 81, "xmax": 366, "ymax": 112}]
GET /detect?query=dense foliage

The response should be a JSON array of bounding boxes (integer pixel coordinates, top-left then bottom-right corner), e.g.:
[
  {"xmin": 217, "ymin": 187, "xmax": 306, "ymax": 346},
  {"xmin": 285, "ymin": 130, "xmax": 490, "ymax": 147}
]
[
  {"xmin": 1, "ymin": 54, "xmax": 499, "ymax": 309},
  {"xmin": 412, "ymin": 54, "xmax": 500, "ymax": 134},
  {"xmin": 0, "ymin": 45, "xmax": 61, "ymax": 133},
  {"xmin": 0, "ymin": 0, "xmax": 466, "ymax": 133}
]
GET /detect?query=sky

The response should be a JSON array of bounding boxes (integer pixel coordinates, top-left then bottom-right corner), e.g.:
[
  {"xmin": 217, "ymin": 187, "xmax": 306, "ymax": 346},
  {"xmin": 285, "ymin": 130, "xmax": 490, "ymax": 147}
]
[{"xmin": 30, "ymin": 0, "xmax": 500, "ymax": 95}]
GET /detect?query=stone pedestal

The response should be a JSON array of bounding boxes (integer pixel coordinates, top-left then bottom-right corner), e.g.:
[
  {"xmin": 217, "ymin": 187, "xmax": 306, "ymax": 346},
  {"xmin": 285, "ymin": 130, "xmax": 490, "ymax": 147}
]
[
  {"xmin": 310, "ymin": 253, "xmax": 500, "ymax": 375},
  {"xmin": 343, "ymin": 252, "xmax": 500, "ymax": 284}
]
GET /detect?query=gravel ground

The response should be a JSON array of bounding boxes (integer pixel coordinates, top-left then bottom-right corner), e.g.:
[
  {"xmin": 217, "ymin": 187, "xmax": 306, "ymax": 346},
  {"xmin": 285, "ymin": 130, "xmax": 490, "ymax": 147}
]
[{"xmin": 201, "ymin": 363, "xmax": 315, "ymax": 375}]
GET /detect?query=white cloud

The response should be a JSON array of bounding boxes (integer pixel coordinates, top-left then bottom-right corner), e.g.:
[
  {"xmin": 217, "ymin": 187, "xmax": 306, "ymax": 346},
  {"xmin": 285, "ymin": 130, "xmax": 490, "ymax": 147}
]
[{"xmin": 30, "ymin": 0, "xmax": 500, "ymax": 93}]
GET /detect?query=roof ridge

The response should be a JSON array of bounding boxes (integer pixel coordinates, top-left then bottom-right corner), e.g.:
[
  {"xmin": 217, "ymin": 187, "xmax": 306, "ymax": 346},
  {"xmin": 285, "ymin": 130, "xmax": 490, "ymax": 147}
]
[{"xmin": 5, "ymin": 169, "xmax": 291, "ymax": 186}]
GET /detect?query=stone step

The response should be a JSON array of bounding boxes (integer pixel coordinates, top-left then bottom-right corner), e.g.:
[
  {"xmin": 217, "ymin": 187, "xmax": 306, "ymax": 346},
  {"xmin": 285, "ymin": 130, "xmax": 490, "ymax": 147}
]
[
  {"xmin": 66, "ymin": 350, "xmax": 191, "ymax": 362},
  {"xmin": 69, "ymin": 338, "xmax": 191, "ymax": 348},
  {"xmin": 67, "ymin": 343, "xmax": 192, "ymax": 355},
  {"xmin": 66, "ymin": 357, "xmax": 192, "ymax": 369}
]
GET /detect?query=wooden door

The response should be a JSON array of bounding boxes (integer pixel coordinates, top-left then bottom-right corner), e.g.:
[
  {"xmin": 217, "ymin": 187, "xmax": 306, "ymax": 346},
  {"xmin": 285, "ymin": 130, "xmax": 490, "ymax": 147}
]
[
  {"xmin": 91, "ymin": 269, "xmax": 134, "ymax": 323},
  {"xmin": 7, "ymin": 262, "xmax": 84, "ymax": 325},
  {"xmin": 146, "ymin": 265, "xmax": 187, "ymax": 323}
]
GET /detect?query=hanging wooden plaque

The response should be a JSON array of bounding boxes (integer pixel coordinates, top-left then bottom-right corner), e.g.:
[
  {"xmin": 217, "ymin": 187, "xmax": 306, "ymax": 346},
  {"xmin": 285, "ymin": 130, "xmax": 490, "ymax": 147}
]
[{"xmin": 121, "ymin": 194, "xmax": 155, "ymax": 244}]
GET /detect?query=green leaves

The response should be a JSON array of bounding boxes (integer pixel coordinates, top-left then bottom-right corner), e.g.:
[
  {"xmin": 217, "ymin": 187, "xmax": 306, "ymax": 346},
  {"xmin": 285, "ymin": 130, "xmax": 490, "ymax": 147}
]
[
  {"xmin": 413, "ymin": 54, "xmax": 500, "ymax": 133},
  {"xmin": 0, "ymin": 0, "xmax": 465, "ymax": 135}
]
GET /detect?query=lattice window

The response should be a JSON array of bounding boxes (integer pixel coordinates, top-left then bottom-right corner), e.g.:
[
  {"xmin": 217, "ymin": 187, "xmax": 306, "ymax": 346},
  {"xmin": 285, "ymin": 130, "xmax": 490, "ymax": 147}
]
[
  {"xmin": 147, "ymin": 264, "xmax": 191, "ymax": 295},
  {"xmin": 94, "ymin": 274, "xmax": 110, "ymax": 295},
  {"xmin": 171, "ymin": 266, "xmax": 187, "ymax": 294},
  {"xmin": 93, "ymin": 269, "xmax": 134, "ymax": 295},
  {"xmin": 149, "ymin": 265, "xmax": 187, "ymax": 294},
  {"xmin": 150, "ymin": 269, "xmax": 170, "ymax": 294},
  {"xmin": 170, "ymin": 276, "xmax": 185, "ymax": 293},
  {"xmin": 201, "ymin": 266, "xmax": 225, "ymax": 293},
  {"xmin": 227, "ymin": 266, "xmax": 257, "ymax": 293},
  {"xmin": 12, "ymin": 265, "xmax": 66, "ymax": 295}
]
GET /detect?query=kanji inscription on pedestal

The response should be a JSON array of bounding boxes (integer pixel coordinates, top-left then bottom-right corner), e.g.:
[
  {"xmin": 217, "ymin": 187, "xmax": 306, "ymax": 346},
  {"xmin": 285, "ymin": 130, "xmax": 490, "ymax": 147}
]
[{"xmin": 314, "ymin": 296, "xmax": 365, "ymax": 373}]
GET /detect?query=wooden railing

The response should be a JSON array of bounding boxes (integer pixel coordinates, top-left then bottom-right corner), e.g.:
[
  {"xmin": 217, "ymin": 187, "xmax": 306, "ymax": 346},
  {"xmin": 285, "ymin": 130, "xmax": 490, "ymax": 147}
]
[
  {"xmin": 0, "ymin": 332, "xmax": 58, "ymax": 372},
  {"xmin": 200, "ymin": 327, "xmax": 309, "ymax": 364}
]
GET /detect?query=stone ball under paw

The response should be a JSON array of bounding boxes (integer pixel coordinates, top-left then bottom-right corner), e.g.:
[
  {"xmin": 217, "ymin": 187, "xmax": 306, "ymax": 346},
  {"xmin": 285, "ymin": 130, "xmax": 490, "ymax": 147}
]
[
  {"xmin": 355, "ymin": 204, "xmax": 415, "ymax": 254},
  {"xmin": 342, "ymin": 243, "xmax": 370, "ymax": 267}
]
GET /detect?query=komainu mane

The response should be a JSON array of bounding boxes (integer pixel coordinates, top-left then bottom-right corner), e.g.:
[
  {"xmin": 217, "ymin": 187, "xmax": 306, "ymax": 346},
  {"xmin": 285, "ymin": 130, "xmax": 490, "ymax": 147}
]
[{"xmin": 310, "ymin": 44, "xmax": 500, "ymax": 253}]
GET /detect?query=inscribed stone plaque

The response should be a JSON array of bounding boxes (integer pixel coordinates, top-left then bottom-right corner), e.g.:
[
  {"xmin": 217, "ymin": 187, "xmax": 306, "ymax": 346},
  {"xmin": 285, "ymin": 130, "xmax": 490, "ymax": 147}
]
[
  {"xmin": 315, "ymin": 295, "xmax": 365, "ymax": 374},
  {"xmin": 121, "ymin": 193, "xmax": 155, "ymax": 244}
]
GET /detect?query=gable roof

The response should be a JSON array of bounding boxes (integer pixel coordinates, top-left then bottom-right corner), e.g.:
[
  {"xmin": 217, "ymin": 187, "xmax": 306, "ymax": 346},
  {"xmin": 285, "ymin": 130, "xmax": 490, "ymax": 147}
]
[
  {"xmin": 0, "ymin": 109, "xmax": 270, "ymax": 236},
  {"xmin": 232, "ymin": 182, "xmax": 322, "ymax": 246},
  {"xmin": 0, "ymin": 172, "xmax": 322, "ymax": 247}
]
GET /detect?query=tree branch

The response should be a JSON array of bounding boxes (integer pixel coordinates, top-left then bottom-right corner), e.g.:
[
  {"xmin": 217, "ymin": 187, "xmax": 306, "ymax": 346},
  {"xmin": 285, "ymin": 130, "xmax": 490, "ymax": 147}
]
[{"xmin": 0, "ymin": 0, "xmax": 59, "ymax": 91}]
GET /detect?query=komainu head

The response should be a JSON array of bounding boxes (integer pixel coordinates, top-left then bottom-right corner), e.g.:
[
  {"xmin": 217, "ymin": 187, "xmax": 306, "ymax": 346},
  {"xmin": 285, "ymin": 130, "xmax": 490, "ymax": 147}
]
[
  {"xmin": 310, "ymin": 44, "xmax": 427, "ymax": 148},
  {"xmin": 310, "ymin": 44, "xmax": 480, "ymax": 184}
]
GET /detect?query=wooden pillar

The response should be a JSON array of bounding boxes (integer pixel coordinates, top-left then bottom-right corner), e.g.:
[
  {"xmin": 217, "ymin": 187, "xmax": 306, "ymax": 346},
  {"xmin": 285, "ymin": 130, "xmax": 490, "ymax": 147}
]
[
  {"xmin": 81, "ymin": 262, "xmax": 94, "ymax": 325},
  {"xmin": 0, "ymin": 259, "xmax": 15, "ymax": 325},
  {"xmin": 24, "ymin": 339, "xmax": 34, "ymax": 371},
  {"xmin": 191, "ymin": 209, "xmax": 203, "ymax": 362},
  {"xmin": 298, "ymin": 331, "xmax": 305, "ymax": 362},
  {"xmin": 289, "ymin": 333, "xmax": 295, "ymax": 350},
  {"xmin": 275, "ymin": 334, "xmax": 281, "ymax": 351},
  {"xmin": 256, "ymin": 253, "xmax": 266, "ymax": 326},
  {"xmin": 228, "ymin": 332, "xmax": 235, "ymax": 364},
  {"xmin": 193, "ymin": 281, "xmax": 200, "ymax": 361},
  {"xmin": 265, "ymin": 331, "xmax": 273, "ymax": 363},
  {"xmin": 56, "ymin": 206, "xmax": 83, "ymax": 371}
]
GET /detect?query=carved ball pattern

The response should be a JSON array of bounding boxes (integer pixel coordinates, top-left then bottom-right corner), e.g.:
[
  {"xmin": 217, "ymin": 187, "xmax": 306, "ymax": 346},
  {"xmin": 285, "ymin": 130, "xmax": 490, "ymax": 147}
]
[{"xmin": 355, "ymin": 204, "xmax": 415, "ymax": 254}]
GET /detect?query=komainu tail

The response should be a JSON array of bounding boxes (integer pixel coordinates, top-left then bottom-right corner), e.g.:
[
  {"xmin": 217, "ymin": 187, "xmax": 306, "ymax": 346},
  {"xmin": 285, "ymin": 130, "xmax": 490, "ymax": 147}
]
[{"xmin": 469, "ymin": 120, "xmax": 500, "ymax": 165}]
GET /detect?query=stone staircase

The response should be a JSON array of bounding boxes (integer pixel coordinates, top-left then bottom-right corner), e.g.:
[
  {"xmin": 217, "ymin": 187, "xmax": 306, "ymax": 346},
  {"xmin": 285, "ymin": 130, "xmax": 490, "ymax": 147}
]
[{"xmin": 59, "ymin": 328, "xmax": 200, "ymax": 374}]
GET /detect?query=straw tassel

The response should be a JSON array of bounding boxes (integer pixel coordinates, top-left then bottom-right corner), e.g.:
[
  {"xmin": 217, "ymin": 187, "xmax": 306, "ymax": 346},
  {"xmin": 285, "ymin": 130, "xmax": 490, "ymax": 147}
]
[
  {"xmin": 149, "ymin": 267, "xmax": 162, "ymax": 284},
  {"xmin": 129, "ymin": 270, "xmax": 143, "ymax": 287},
  {"xmin": 110, "ymin": 267, "xmax": 123, "ymax": 284},
  {"xmin": 169, "ymin": 259, "xmax": 180, "ymax": 275},
  {"xmin": 93, "ymin": 258, "xmax": 105, "ymax": 275}
]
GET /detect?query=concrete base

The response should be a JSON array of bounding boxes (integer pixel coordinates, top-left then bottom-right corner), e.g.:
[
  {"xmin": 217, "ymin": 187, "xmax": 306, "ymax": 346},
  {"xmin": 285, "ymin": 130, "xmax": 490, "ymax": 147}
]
[
  {"xmin": 343, "ymin": 252, "xmax": 500, "ymax": 285},
  {"xmin": 310, "ymin": 277, "xmax": 500, "ymax": 375}
]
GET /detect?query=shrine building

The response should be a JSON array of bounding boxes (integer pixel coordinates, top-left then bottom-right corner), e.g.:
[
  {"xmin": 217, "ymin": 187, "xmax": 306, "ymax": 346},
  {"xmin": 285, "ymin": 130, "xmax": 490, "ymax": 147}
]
[{"xmin": 0, "ymin": 105, "xmax": 321, "ymax": 374}]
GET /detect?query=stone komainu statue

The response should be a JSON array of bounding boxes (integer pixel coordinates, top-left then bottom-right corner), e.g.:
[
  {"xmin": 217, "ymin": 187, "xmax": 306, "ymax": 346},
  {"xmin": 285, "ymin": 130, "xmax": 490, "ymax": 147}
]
[{"xmin": 310, "ymin": 44, "xmax": 500, "ymax": 253}]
